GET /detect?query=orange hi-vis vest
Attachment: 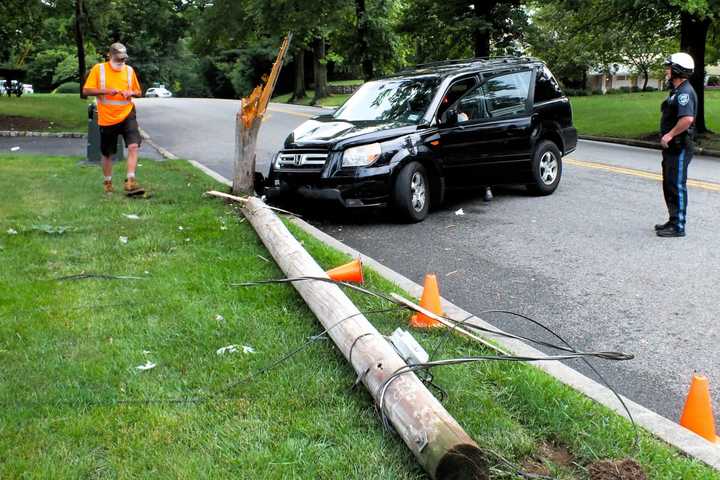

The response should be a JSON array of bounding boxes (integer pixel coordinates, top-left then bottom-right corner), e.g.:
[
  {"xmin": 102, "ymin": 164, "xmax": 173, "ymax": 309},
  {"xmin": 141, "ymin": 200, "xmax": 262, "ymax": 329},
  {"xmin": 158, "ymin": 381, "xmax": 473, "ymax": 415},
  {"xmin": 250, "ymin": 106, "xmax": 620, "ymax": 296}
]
[{"xmin": 83, "ymin": 62, "xmax": 141, "ymax": 126}]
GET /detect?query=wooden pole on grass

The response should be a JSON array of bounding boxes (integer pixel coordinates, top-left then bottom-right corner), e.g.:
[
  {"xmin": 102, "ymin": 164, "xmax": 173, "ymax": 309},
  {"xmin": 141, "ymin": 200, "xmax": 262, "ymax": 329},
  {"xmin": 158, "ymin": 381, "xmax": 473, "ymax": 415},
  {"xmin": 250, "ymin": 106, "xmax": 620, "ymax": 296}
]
[
  {"xmin": 213, "ymin": 192, "xmax": 488, "ymax": 480},
  {"xmin": 233, "ymin": 34, "xmax": 292, "ymax": 195}
]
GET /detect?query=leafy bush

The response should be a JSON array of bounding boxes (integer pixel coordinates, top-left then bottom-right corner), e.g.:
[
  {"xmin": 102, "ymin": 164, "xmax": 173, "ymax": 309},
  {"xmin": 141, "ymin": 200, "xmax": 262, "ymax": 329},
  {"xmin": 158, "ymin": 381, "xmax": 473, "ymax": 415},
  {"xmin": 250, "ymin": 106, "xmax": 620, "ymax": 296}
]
[
  {"xmin": 708, "ymin": 75, "xmax": 719, "ymax": 86},
  {"xmin": 53, "ymin": 82, "xmax": 80, "ymax": 94},
  {"xmin": 591, "ymin": 89, "xmax": 604, "ymax": 95}
]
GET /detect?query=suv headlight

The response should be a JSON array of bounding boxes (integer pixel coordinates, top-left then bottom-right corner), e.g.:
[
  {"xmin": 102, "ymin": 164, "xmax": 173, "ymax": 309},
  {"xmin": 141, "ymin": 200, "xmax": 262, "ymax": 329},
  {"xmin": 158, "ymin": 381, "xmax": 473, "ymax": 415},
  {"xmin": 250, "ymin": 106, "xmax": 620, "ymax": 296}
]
[{"xmin": 342, "ymin": 143, "xmax": 381, "ymax": 167}]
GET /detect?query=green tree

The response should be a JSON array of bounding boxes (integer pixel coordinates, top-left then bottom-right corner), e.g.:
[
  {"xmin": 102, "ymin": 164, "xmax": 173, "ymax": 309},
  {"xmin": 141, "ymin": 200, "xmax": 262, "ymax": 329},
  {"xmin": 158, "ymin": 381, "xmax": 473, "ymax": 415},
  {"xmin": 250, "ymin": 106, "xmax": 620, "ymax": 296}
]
[{"xmin": 399, "ymin": 0, "xmax": 528, "ymax": 63}]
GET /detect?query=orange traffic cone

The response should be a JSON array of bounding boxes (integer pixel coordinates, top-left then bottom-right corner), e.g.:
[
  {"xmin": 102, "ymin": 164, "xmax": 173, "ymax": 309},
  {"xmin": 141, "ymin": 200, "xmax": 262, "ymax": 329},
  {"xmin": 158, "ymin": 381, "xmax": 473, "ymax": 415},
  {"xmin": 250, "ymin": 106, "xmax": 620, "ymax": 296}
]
[
  {"xmin": 410, "ymin": 274, "xmax": 444, "ymax": 328},
  {"xmin": 679, "ymin": 373, "xmax": 719, "ymax": 443},
  {"xmin": 326, "ymin": 258, "xmax": 364, "ymax": 284}
]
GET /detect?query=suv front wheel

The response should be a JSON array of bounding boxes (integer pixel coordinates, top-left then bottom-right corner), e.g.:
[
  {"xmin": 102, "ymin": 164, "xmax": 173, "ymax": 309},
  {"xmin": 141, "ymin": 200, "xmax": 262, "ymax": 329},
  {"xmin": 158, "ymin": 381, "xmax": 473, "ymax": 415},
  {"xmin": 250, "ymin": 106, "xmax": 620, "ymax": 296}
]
[
  {"xmin": 393, "ymin": 161, "xmax": 430, "ymax": 222},
  {"xmin": 528, "ymin": 140, "xmax": 562, "ymax": 195}
]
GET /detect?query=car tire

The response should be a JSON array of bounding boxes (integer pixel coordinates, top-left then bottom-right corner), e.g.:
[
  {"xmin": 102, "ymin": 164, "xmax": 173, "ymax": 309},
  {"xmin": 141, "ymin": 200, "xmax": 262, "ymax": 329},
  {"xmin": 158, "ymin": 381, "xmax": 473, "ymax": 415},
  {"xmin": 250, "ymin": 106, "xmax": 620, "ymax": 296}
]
[
  {"xmin": 393, "ymin": 161, "xmax": 430, "ymax": 222},
  {"xmin": 527, "ymin": 140, "xmax": 562, "ymax": 196}
]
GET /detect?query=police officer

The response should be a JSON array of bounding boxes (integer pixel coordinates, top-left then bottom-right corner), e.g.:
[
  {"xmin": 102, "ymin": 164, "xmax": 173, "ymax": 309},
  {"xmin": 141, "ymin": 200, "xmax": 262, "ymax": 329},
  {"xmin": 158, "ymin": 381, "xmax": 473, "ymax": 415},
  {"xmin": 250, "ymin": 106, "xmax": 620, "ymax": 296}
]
[{"xmin": 655, "ymin": 52, "xmax": 697, "ymax": 238}]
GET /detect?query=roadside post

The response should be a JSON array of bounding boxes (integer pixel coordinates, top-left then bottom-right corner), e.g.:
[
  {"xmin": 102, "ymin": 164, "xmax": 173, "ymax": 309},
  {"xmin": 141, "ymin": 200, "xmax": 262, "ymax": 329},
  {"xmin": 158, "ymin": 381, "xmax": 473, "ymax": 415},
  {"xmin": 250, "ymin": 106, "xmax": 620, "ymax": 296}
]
[{"xmin": 86, "ymin": 103, "xmax": 123, "ymax": 163}]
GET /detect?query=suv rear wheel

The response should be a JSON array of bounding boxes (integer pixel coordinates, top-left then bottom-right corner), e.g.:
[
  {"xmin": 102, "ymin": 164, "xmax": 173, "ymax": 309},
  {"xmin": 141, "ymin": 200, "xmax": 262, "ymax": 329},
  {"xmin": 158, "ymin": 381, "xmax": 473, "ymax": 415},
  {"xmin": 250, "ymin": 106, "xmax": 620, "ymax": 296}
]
[
  {"xmin": 528, "ymin": 140, "xmax": 562, "ymax": 195},
  {"xmin": 393, "ymin": 161, "xmax": 430, "ymax": 222}
]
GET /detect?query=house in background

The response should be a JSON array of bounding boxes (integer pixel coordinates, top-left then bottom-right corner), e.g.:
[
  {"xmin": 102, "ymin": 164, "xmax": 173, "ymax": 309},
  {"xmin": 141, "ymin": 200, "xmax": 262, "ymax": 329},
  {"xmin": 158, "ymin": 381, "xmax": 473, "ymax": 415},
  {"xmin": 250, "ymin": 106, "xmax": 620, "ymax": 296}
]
[{"xmin": 588, "ymin": 64, "xmax": 664, "ymax": 93}]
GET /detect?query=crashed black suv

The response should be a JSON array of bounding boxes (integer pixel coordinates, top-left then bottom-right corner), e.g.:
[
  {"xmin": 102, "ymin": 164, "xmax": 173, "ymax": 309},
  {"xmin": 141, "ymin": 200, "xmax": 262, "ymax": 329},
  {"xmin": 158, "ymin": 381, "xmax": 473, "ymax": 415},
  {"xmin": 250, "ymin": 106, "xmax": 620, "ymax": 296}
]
[{"xmin": 263, "ymin": 57, "xmax": 577, "ymax": 222}]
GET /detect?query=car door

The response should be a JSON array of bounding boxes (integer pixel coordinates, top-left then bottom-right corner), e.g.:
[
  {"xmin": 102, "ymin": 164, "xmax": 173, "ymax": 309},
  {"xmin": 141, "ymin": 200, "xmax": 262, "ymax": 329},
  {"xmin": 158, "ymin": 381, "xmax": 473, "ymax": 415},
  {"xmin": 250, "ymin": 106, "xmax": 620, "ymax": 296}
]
[{"xmin": 438, "ymin": 69, "xmax": 534, "ymax": 185}]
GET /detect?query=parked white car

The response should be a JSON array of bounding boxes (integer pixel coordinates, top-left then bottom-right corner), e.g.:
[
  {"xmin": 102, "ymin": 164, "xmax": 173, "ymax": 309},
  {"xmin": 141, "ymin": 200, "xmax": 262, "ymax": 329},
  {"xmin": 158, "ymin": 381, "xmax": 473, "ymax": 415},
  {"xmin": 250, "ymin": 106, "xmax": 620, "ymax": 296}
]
[
  {"xmin": 145, "ymin": 87, "xmax": 172, "ymax": 98},
  {"xmin": 23, "ymin": 84, "xmax": 33, "ymax": 94}
]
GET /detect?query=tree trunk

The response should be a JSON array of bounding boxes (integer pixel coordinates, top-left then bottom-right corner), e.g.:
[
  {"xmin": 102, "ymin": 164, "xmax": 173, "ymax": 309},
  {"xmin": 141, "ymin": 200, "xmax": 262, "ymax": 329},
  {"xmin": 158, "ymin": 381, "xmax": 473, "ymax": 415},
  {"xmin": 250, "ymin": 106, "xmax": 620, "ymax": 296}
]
[
  {"xmin": 291, "ymin": 50, "xmax": 305, "ymax": 102},
  {"xmin": 472, "ymin": 30, "xmax": 490, "ymax": 58},
  {"xmin": 680, "ymin": 11, "xmax": 710, "ymax": 133},
  {"xmin": 232, "ymin": 113, "xmax": 261, "ymax": 195},
  {"xmin": 74, "ymin": 0, "xmax": 86, "ymax": 99},
  {"xmin": 312, "ymin": 37, "xmax": 329, "ymax": 104},
  {"xmin": 472, "ymin": 0, "xmax": 497, "ymax": 57},
  {"xmin": 355, "ymin": 0, "xmax": 374, "ymax": 80},
  {"xmin": 642, "ymin": 68, "xmax": 649, "ymax": 91}
]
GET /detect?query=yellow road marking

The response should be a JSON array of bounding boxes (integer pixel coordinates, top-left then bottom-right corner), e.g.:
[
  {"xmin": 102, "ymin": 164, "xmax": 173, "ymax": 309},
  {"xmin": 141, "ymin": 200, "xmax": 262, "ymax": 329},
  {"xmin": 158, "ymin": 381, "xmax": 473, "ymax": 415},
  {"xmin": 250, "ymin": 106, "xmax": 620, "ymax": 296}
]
[
  {"xmin": 267, "ymin": 106, "xmax": 315, "ymax": 118},
  {"xmin": 566, "ymin": 157, "xmax": 720, "ymax": 192}
]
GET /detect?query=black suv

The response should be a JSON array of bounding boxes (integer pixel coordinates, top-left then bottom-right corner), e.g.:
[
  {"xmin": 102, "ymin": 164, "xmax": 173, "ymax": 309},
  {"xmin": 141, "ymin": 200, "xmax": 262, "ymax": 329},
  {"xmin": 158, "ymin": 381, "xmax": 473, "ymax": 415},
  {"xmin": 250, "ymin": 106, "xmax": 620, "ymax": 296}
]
[{"xmin": 263, "ymin": 57, "xmax": 577, "ymax": 222}]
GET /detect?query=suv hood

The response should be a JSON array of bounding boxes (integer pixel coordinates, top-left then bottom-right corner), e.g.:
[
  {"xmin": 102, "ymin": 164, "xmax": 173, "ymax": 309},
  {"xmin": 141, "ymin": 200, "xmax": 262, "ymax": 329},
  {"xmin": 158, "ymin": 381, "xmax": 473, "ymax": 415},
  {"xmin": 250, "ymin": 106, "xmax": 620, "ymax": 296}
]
[{"xmin": 284, "ymin": 116, "xmax": 417, "ymax": 150}]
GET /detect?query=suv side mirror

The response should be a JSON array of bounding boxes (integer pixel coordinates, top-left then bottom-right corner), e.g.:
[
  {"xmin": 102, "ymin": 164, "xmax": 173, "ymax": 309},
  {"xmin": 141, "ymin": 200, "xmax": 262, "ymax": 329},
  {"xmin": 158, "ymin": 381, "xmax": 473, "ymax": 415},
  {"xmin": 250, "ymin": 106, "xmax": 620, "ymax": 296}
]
[{"xmin": 442, "ymin": 108, "xmax": 458, "ymax": 126}]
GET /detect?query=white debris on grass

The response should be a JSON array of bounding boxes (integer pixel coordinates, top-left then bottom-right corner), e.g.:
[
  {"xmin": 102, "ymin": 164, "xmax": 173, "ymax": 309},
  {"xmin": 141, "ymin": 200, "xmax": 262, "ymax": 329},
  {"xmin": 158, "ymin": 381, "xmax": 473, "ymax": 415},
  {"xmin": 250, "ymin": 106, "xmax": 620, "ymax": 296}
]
[
  {"xmin": 216, "ymin": 344, "xmax": 238, "ymax": 355},
  {"xmin": 7, "ymin": 228, "xmax": 18, "ymax": 235},
  {"xmin": 454, "ymin": 208, "xmax": 465, "ymax": 216},
  {"xmin": 10, "ymin": 146, "xmax": 20, "ymax": 152},
  {"xmin": 135, "ymin": 361, "xmax": 156, "ymax": 371},
  {"xmin": 220, "ymin": 226, "xmax": 227, "ymax": 231},
  {"xmin": 142, "ymin": 350, "xmax": 152, "ymax": 355},
  {"xmin": 215, "ymin": 314, "xmax": 225, "ymax": 322},
  {"xmin": 242, "ymin": 345, "xmax": 256, "ymax": 354},
  {"xmin": 119, "ymin": 236, "xmax": 128, "ymax": 244},
  {"xmin": 178, "ymin": 226, "xmax": 184, "ymax": 231},
  {"xmin": 123, "ymin": 214, "xmax": 140, "ymax": 220}
]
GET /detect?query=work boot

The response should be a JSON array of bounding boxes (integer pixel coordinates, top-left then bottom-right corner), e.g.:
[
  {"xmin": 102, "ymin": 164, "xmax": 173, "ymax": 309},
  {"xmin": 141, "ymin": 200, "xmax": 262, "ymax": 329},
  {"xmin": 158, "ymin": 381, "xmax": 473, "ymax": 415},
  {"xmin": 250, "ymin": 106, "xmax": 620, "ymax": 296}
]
[
  {"xmin": 103, "ymin": 180, "xmax": 114, "ymax": 193},
  {"xmin": 654, "ymin": 221, "xmax": 671, "ymax": 231},
  {"xmin": 656, "ymin": 225, "xmax": 685, "ymax": 237},
  {"xmin": 124, "ymin": 177, "xmax": 140, "ymax": 192}
]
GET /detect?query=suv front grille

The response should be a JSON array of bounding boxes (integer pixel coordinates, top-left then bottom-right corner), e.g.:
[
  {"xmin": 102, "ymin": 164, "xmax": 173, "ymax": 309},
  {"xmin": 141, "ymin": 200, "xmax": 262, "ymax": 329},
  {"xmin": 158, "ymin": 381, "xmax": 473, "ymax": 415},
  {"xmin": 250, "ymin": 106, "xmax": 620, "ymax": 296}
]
[{"xmin": 275, "ymin": 151, "xmax": 329, "ymax": 171}]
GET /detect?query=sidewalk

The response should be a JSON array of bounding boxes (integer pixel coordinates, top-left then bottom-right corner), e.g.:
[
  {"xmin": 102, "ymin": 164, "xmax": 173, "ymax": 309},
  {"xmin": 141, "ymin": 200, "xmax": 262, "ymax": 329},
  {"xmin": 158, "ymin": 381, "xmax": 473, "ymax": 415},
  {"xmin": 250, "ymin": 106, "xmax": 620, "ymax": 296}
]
[{"xmin": 0, "ymin": 136, "xmax": 163, "ymax": 160}]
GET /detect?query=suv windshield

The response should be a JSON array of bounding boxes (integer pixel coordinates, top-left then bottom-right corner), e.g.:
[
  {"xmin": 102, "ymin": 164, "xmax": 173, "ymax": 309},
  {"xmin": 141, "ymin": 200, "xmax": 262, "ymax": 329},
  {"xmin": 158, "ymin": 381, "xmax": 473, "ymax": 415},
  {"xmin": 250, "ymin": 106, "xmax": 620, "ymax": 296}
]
[{"xmin": 333, "ymin": 77, "xmax": 440, "ymax": 124}]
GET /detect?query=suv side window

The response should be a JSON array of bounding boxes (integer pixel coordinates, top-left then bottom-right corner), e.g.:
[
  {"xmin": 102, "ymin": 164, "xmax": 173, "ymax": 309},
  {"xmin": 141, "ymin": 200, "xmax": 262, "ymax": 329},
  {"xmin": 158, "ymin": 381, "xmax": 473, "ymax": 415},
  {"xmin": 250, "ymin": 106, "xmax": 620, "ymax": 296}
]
[
  {"xmin": 484, "ymin": 70, "xmax": 532, "ymax": 118},
  {"xmin": 534, "ymin": 66, "xmax": 563, "ymax": 103},
  {"xmin": 438, "ymin": 77, "xmax": 477, "ymax": 120},
  {"xmin": 456, "ymin": 87, "xmax": 489, "ymax": 122}
]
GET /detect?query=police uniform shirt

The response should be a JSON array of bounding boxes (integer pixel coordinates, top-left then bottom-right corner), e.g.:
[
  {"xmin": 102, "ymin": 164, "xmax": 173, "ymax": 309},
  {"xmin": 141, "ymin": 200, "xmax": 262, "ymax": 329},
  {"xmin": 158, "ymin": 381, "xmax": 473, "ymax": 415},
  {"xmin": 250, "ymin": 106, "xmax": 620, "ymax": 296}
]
[{"xmin": 660, "ymin": 80, "xmax": 697, "ymax": 140}]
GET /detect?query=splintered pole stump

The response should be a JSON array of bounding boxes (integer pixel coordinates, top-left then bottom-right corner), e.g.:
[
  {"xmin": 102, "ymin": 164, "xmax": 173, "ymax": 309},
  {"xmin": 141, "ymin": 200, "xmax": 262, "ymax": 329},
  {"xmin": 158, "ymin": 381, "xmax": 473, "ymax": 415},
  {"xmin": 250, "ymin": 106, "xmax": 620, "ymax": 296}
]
[
  {"xmin": 232, "ymin": 113, "xmax": 261, "ymax": 194},
  {"xmin": 232, "ymin": 34, "xmax": 291, "ymax": 195},
  {"xmin": 238, "ymin": 195, "xmax": 488, "ymax": 480}
]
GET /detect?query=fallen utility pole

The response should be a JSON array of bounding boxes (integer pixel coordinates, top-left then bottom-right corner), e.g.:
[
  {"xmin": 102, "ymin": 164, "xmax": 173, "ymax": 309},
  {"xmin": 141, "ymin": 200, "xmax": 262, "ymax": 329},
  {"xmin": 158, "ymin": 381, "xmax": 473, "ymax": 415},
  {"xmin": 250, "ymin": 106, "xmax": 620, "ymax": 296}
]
[{"xmin": 208, "ymin": 192, "xmax": 487, "ymax": 479}]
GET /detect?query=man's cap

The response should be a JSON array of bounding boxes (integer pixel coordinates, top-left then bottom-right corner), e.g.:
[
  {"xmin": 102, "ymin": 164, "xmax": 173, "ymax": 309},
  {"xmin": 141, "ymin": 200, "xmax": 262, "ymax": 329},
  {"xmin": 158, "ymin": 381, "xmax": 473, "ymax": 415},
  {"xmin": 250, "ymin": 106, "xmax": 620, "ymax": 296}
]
[{"xmin": 109, "ymin": 42, "xmax": 129, "ymax": 59}]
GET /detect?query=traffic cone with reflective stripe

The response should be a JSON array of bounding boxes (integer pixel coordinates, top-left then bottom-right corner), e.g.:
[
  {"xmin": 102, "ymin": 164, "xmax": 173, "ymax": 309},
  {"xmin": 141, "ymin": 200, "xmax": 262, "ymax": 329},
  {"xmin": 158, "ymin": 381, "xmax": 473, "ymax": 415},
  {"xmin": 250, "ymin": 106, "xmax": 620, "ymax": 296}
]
[
  {"xmin": 410, "ymin": 274, "xmax": 444, "ymax": 328},
  {"xmin": 326, "ymin": 258, "xmax": 364, "ymax": 284},
  {"xmin": 679, "ymin": 373, "xmax": 719, "ymax": 443}
]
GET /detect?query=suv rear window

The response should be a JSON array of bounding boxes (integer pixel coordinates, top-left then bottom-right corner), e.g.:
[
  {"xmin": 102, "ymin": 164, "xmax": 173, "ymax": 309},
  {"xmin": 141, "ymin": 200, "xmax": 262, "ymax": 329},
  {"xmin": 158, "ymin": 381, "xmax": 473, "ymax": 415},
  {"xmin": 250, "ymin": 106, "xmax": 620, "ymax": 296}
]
[{"xmin": 533, "ymin": 66, "xmax": 563, "ymax": 103}]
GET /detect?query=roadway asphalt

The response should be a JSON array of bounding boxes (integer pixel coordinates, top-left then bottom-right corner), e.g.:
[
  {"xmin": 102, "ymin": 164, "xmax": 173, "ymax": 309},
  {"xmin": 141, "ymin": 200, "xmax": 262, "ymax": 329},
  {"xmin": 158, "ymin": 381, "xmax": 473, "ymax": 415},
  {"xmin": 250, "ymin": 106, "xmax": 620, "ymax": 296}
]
[{"xmin": 134, "ymin": 98, "xmax": 720, "ymax": 421}]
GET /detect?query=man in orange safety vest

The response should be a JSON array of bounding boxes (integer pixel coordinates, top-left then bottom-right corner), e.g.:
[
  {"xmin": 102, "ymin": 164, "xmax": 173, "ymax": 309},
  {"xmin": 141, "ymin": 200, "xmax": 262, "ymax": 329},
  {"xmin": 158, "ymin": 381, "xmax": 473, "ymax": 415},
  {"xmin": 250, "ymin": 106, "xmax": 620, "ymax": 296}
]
[{"xmin": 83, "ymin": 42, "xmax": 143, "ymax": 194}]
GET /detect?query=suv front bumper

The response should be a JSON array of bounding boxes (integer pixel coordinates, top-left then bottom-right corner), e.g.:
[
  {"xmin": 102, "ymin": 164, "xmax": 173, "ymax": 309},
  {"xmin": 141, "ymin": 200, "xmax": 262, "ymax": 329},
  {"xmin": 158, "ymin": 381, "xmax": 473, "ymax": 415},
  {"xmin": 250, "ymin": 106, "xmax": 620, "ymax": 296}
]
[{"xmin": 264, "ymin": 165, "xmax": 393, "ymax": 208}]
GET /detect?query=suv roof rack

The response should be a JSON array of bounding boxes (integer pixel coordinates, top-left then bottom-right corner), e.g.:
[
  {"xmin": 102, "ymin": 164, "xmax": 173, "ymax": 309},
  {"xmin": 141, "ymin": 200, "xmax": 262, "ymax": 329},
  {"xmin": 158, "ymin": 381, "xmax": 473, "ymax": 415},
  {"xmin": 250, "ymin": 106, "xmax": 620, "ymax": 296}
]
[{"xmin": 394, "ymin": 56, "xmax": 541, "ymax": 75}]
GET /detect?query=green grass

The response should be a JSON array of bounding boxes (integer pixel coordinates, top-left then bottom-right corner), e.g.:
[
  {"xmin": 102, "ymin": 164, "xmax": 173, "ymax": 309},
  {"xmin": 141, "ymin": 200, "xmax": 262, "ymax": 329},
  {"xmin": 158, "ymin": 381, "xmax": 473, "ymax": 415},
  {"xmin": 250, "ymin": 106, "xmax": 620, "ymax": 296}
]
[
  {"xmin": 0, "ymin": 93, "xmax": 91, "ymax": 132},
  {"xmin": 272, "ymin": 90, "xmax": 352, "ymax": 108},
  {"xmin": 1, "ymin": 154, "xmax": 719, "ymax": 479},
  {"xmin": 571, "ymin": 90, "xmax": 720, "ymax": 150}
]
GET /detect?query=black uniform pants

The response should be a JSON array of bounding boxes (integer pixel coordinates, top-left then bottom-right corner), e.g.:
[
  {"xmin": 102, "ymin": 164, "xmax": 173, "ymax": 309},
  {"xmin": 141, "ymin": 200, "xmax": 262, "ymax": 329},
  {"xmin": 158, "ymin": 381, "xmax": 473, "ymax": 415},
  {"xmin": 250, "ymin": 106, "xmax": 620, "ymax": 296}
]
[{"xmin": 661, "ymin": 143, "xmax": 692, "ymax": 232}]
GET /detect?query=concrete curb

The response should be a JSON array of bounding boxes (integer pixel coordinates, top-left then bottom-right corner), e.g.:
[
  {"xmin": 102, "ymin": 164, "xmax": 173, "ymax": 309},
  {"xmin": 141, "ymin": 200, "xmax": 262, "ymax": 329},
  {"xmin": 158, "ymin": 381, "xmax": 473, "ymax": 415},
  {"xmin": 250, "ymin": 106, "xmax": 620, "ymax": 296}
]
[
  {"xmin": 157, "ymin": 139, "xmax": 720, "ymax": 471},
  {"xmin": 139, "ymin": 128, "xmax": 175, "ymax": 161},
  {"xmin": 0, "ymin": 130, "xmax": 86, "ymax": 138},
  {"xmin": 579, "ymin": 135, "xmax": 720, "ymax": 158}
]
